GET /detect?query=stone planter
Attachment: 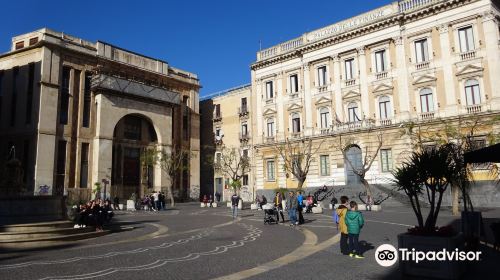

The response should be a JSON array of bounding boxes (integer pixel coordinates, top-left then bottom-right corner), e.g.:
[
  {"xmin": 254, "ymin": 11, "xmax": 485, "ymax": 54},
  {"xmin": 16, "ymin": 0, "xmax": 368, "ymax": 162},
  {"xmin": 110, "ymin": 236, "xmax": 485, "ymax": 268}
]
[
  {"xmin": 250, "ymin": 203, "xmax": 258, "ymax": 210},
  {"xmin": 312, "ymin": 206, "xmax": 323, "ymax": 214},
  {"xmin": 398, "ymin": 232, "xmax": 465, "ymax": 279},
  {"xmin": 227, "ymin": 202, "xmax": 232, "ymax": 208},
  {"xmin": 200, "ymin": 203, "xmax": 206, "ymax": 208},
  {"xmin": 126, "ymin": 200, "xmax": 136, "ymax": 211},
  {"xmin": 358, "ymin": 204, "xmax": 381, "ymax": 211},
  {"xmin": 212, "ymin": 202, "xmax": 218, "ymax": 208}
]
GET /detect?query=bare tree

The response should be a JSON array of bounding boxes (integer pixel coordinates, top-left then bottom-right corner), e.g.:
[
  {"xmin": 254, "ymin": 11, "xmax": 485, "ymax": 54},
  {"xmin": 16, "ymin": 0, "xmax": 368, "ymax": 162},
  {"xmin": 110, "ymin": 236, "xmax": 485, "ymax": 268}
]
[
  {"xmin": 141, "ymin": 146, "xmax": 191, "ymax": 207},
  {"xmin": 214, "ymin": 145, "xmax": 250, "ymax": 192},
  {"xmin": 274, "ymin": 137, "xmax": 324, "ymax": 189},
  {"xmin": 334, "ymin": 132, "xmax": 383, "ymax": 200}
]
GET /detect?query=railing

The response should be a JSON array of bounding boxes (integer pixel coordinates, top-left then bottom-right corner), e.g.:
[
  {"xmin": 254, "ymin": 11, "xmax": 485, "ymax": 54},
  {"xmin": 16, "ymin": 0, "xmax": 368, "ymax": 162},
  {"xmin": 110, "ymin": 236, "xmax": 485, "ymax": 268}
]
[
  {"xmin": 419, "ymin": 111, "xmax": 435, "ymax": 120},
  {"xmin": 415, "ymin": 61, "xmax": 430, "ymax": 70},
  {"xmin": 320, "ymin": 128, "xmax": 330, "ymax": 135},
  {"xmin": 214, "ymin": 138, "xmax": 223, "ymax": 145},
  {"xmin": 375, "ymin": 71, "xmax": 388, "ymax": 80},
  {"xmin": 317, "ymin": 85, "xmax": 328, "ymax": 93},
  {"xmin": 213, "ymin": 113, "xmax": 222, "ymax": 122},
  {"xmin": 259, "ymin": 47, "xmax": 278, "ymax": 60},
  {"xmin": 345, "ymin": 79, "xmax": 356, "ymax": 86},
  {"xmin": 398, "ymin": 0, "xmax": 441, "ymax": 13},
  {"xmin": 379, "ymin": 119, "xmax": 393, "ymax": 126},
  {"xmin": 466, "ymin": 104, "xmax": 482, "ymax": 114},
  {"xmin": 239, "ymin": 133, "xmax": 250, "ymax": 142},
  {"xmin": 289, "ymin": 93, "xmax": 299, "ymax": 99},
  {"xmin": 460, "ymin": 50, "xmax": 476, "ymax": 61},
  {"xmin": 238, "ymin": 106, "xmax": 249, "ymax": 116},
  {"xmin": 264, "ymin": 136, "xmax": 276, "ymax": 144},
  {"xmin": 290, "ymin": 132, "xmax": 302, "ymax": 139},
  {"xmin": 280, "ymin": 37, "xmax": 304, "ymax": 52},
  {"xmin": 265, "ymin": 98, "xmax": 274, "ymax": 105}
]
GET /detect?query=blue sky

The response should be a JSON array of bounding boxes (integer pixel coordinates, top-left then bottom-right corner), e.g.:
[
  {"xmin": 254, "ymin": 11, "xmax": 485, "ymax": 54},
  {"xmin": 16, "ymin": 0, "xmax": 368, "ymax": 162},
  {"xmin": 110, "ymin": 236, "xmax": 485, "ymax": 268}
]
[{"xmin": 0, "ymin": 0, "xmax": 391, "ymax": 96}]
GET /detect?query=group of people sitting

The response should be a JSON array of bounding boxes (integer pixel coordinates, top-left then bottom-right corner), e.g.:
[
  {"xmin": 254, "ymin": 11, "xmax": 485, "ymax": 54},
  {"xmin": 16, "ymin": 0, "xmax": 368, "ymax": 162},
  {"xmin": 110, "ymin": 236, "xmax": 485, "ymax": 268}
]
[{"xmin": 74, "ymin": 198, "xmax": 114, "ymax": 232}]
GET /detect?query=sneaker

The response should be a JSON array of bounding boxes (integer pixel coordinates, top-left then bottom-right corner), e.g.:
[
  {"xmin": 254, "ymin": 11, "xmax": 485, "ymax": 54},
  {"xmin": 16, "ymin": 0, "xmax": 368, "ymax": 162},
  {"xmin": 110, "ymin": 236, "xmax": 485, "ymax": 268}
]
[
  {"xmin": 295, "ymin": 222, "xmax": 299, "ymax": 225},
  {"xmin": 349, "ymin": 253, "xmax": 354, "ymax": 257},
  {"xmin": 74, "ymin": 225, "xmax": 80, "ymax": 228},
  {"xmin": 354, "ymin": 254, "xmax": 365, "ymax": 259}
]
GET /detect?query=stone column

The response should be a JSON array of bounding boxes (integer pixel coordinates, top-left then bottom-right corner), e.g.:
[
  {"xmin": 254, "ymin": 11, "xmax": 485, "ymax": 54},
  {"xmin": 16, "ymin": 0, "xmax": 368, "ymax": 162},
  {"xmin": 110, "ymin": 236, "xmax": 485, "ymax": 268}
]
[
  {"xmin": 303, "ymin": 62, "xmax": 313, "ymax": 135},
  {"xmin": 482, "ymin": 11, "xmax": 500, "ymax": 110},
  {"xmin": 276, "ymin": 72, "xmax": 285, "ymax": 139},
  {"xmin": 332, "ymin": 54, "xmax": 343, "ymax": 122},
  {"xmin": 253, "ymin": 75, "xmax": 263, "ymax": 144},
  {"xmin": 438, "ymin": 24, "xmax": 457, "ymax": 117},
  {"xmin": 394, "ymin": 36, "xmax": 411, "ymax": 121},
  {"xmin": 357, "ymin": 47, "xmax": 370, "ymax": 119}
]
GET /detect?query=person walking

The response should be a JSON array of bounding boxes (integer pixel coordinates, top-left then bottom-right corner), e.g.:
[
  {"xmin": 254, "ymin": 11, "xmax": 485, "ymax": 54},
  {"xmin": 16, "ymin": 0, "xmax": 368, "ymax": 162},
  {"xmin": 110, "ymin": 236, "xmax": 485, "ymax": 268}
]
[
  {"xmin": 335, "ymin": 196, "xmax": 350, "ymax": 255},
  {"xmin": 297, "ymin": 191, "xmax": 305, "ymax": 224},
  {"xmin": 274, "ymin": 192, "xmax": 285, "ymax": 223},
  {"xmin": 345, "ymin": 201, "xmax": 365, "ymax": 258},
  {"xmin": 286, "ymin": 191, "xmax": 298, "ymax": 226},
  {"xmin": 231, "ymin": 192, "xmax": 240, "ymax": 219}
]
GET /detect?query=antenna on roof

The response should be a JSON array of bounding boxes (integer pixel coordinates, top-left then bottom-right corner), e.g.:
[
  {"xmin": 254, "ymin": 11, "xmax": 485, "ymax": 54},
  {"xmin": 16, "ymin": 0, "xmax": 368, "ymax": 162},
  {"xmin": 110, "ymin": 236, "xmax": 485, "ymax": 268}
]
[{"xmin": 259, "ymin": 40, "xmax": 262, "ymax": 51}]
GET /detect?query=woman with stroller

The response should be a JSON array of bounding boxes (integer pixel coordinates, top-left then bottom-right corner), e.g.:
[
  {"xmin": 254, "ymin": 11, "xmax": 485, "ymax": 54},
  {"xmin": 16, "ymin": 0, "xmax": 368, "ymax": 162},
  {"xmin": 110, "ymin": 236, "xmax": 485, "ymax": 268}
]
[{"xmin": 274, "ymin": 192, "xmax": 285, "ymax": 223}]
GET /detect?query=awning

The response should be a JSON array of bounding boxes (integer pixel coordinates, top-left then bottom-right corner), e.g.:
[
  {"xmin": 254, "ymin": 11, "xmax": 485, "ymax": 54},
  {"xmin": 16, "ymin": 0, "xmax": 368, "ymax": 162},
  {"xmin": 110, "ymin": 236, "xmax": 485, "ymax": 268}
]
[{"xmin": 464, "ymin": 143, "xmax": 500, "ymax": 163}]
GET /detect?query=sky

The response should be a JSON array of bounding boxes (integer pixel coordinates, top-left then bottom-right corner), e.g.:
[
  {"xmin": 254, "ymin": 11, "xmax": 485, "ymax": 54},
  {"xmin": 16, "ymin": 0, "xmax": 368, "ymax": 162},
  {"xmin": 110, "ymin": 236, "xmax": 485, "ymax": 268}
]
[{"xmin": 0, "ymin": 0, "xmax": 392, "ymax": 97}]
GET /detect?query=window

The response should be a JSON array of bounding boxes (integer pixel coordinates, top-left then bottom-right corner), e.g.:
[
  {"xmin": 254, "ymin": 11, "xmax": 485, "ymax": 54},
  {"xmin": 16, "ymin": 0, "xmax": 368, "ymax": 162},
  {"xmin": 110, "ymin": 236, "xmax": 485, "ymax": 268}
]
[
  {"xmin": 56, "ymin": 140, "xmax": 67, "ymax": 193},
  {"xmin": 317, "ymin": 66, "xmax": 327, "ymax": 86},
  {"xmin": 29, "ymin": 37, "xmax": 38, "ymax": 46},
  {"xmin": 59, "ymin": 66, "xmax": 70, "ymax": 125},
  {"xmin": 10, "ymin": 67, "xmax": 19, "ymax": 127},
  {"xmin": 415, "ymin": 39, "xmax": 429, "ymax": 63},
  {"xmin": 347, "ymin": 102, "xmax": 361, "ymax": 122},
  {"xmin": 266, "ymin": 118, "xmax": 275, "ymax": 137},
  {"xmin": 380, "ymin": 149, "xmax": 392, "ymax": 172},
  {"xmin": 464, "ymin": 79, "xmax": 481, "ymax": 106},
  {"xmin": 379, "ymin": 96, "xmax": 392, "ymax": 119},
  {"xmin": 215, "ymin": 152, "xmax": 221, "ymax": 164},
  {"xmin": 80, "ymin": 143, "xmax": 89, "ymax": 188},
  {"xmin": 25, "ymin": 63, "xmax": 35, "ymax": 124},
  {"xmin": 124, "ymin": 116, "xmax": 142, "ymax": 140},
  {"xmin": 266, "ymin": 81, "xmax": 274, "ymax": 99},
  {"xmin": 182, "ymin": 96, "xmax": 189, "ymax": 140},
  {"xmin": 241, "ymin": 97, "xmax": 247, "ymax": 112},
  {"xmin": 292, "ymin": 156, "xmax": 300, "ymax": 175},
  {"xmin": 0, "ymin": 71, "xmax": 3, "ymax": 122},
  {"xmin": 458, "ymin": 26, "xmax": 475, "ymax": 53},
  {"xmin": 419, "ymin": 88, "xmax": 434, "ymax": 113},
  {"xmin": 15, "ymin": 41, "xmax": 24, "ymax": 50},
  {"xmin": 242, "ymin": 175, "xmax": 249, "ymax": 186},
  {"xmin": 82, "ymin": 72, "xmax": 91, "ymax": 127},
  {"xmin": 291, "ymin": 113, "xmax": 301, "ymax": 133},
  {"xmin": 345, "ymin": 59, "xmax": 354, "ymax": 80},
  {"xmin": 319, "ymin": 107, "xmax": 330, "ymax": 129},
  {"xmin": 241, "ymin": 123, "xmax": 248, "ymax": 136},
  {"xmin": 375, "ymin": 50, "xmax": 387, "ymax": 73},
  {"xmin": 214, "ymin": 104, "xmax": 221, "ymax": 118},
  {"xmin": 289, "ymin": 74, "xmax": 299, "ymax": 93},
  {"xmin": 242, "ymin": 149, "xmax": 249, "ymax": 159},
  {"xmin": 267, "ymin": 160, "xmax": 275, "ymax": 181},
  {"xmin": 320, "ymin": 155, "xmax": 330, "ymax": 176},
  {"xmin": 215, "ymin": 127, "xmax": 222, "ymax": 137}
]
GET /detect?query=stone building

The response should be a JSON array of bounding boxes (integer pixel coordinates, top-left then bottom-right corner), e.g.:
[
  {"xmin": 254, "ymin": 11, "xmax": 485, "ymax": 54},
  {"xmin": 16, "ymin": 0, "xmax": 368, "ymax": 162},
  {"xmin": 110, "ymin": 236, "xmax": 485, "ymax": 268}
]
[
  {"xmin": 0, "ymin": 28, "xmax": 200, "ymax": 202},
  {"xmin": 200, "ymin": 85, "xmax": 254, "ymax": 202},
  {"xmin": 201, "ymin": 0, "xmax": 500, "ymax": 206}
]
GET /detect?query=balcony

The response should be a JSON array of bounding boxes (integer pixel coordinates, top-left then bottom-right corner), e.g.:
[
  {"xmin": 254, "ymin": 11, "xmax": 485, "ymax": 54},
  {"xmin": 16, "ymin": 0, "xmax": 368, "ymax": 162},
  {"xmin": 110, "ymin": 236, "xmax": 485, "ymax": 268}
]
[
  {"xmin": 239, "ymin": 132, "xmax": 250, "ymax": 142},
  {"xmin": 264, "ymin": 136, "xmax": 276, "ymax": 144},
  {"xmin": 375, "ymin": 71, "xmax": 388, "ymax": 80},
  {"xmin": 466, "ymin": 104, "xmax": 482, "ymax": 114},
  {"xmin": 265, "ymin": 98, "xmax": 275, "ymax": 105},
  {"xmin": 214, "ymin": 136, "xmax": 223, "ymax": 146},
  {"xmin": 317, "ymin": 85, "xmax": 329, "ymax": 94},
  {"xmin": 415, "ymin": 61, "xmax": 430, "ymax": 70},
  {"xmin": 460, "ymin": 50, "xmax": 476, "ymax": 61},
  {"xmin": 345, "ymin": 79, "xmax": 356, "ymax": 87},
  {"xmin": 238, "ymin": 106, "xmax": 249, "ymax": 117},
  {"xmin": 419, "ymin": 111, "xmax": 435, "ymax": 121},
  {"xmin": 213, "ymin": 113, "xmax": 222, "ymax": 122},
  {"xmin": 379, "ymin": 119, "xmax": 393, "ymax": 126},
  {"xmin": 320, "ymin": 128, "xmax": 331, "ymax": 135},
  {"xmin": 289, "ymin": 93, "xmax": 299, "ymax": 99},
  {"xmin": 290, "ymin": 132, "xmax": 303, "ymax": 139}
]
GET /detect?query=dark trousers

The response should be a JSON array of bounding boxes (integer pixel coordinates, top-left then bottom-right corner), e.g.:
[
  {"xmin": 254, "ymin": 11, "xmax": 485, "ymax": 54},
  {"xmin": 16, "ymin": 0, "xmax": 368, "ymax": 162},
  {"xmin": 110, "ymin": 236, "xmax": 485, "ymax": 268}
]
[
  {"xmin": 298, "ymin": 206, "xmax": 304, "ymax": 224},
  {"xmin": 348, "ymin": 233, "xmax": 360, "ymax": 254},
  {"xmin": 275, "ymin": 208, "xmax": 285, "ymax": 222},
  {"xmin": 340, "ymin": 233, "xmax": 349, "ymax": 254}
]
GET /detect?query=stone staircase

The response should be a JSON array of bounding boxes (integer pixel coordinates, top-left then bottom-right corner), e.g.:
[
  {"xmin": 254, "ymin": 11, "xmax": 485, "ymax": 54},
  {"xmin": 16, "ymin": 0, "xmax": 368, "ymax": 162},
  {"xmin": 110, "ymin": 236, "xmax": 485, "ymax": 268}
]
[{"xmin": 0, "ymin": 220, "xmax": 110, "ymax": 249}]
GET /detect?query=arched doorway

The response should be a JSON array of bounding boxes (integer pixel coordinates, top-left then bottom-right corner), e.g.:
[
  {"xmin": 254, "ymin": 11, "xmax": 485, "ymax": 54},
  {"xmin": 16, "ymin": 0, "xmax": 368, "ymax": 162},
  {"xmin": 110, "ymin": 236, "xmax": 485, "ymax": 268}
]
[
  {"xmin": 345, "ymin": 145, "xmax": 362, "ymax": 185},
  {"xmin": 111, "ymin": 114, "xmax": 158, "ymax": 200}
]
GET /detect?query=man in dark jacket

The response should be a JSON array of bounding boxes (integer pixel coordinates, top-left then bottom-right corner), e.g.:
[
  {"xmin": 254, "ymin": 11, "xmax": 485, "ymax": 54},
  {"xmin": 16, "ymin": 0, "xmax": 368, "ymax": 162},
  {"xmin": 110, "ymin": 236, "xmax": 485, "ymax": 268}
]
[
  {"xmin": 286, "ymin": 191, "xmax": 298, "ymax": 226},
  {"xmin": 231, "ymin": 192, "xmax": 240, "ymax": 219}
]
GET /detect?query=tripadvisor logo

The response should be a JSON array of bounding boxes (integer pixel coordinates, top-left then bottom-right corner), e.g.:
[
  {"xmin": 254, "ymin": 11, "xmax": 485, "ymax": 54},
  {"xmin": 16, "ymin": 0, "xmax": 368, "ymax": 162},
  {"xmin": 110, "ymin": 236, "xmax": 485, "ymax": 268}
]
[{"xmin": 375, "ymin": 244, "xmax": 482, "ymax": 267}]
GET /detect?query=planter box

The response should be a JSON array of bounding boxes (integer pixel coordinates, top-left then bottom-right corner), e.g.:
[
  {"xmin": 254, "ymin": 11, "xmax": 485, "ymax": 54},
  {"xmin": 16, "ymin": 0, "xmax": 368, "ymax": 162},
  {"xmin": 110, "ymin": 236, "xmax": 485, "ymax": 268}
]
[
  {"xmin": 200, "ymin": 203, "xmax": 206, "ymax": 208},
  {"xmin": 398, "ymin": 233, "xmax": 465, "ymax": 279},
  {"xmin": 212, "ymin": 202, "xmax": 218, "ymax": 208}
]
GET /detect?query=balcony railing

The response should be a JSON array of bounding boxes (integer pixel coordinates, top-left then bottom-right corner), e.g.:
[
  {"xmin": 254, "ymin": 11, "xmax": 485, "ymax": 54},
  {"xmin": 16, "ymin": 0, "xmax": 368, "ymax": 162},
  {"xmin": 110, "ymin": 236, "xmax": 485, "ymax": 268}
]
[
  {"xmin": 466, "ymin": 104, "xmax": 482, "ymax": 114},
  {"xmin": 419, "ymin": 111, "xmax": 435, "ymax": 120},
  {"xmin": 239, "ymin": 133, "xmax": 250, "ymax": 142},
  {"xmin": 345, "ymin": 79, "xmax": 356, "ymax": 86},
  {"xmin": 415, "ymin": 61, "xmax": 430, "ymax": 70},
  {"xmin": 265, "ymin": 98, "xmax": 274, "ymax": 105},
  {"xmin": 379, "ymin": 119, "xmax": 393, "ymax": 126},
  {"xmin": 375, "ymin": 71, "xmax": 388, "ymax": 80},
  {"xmin": 213, "ymin": 113, "xmax": 222, "ymax": 122},
  {"xmin": 398, "ymin": 0, "xmax": 442, "ymax": 13},
  {"xmin": 264, "ymin": 136, "xmax": 276, "ymax": 144},
  {"xmin": 320, "ymin": 128, "xmax": 330, "ymax": 135},
  {"xmin": 289, "ymin": 93, "xmax": 299, "ymax": 99},
  {"xmin": 214, "ymin": 138, "xmax": 223, "ymax": 145},
  {"xmin": 238, "ymin": 106, "xmax": 249, "ymax": 117},
  {"xmin": 317, "ymin": 85, "xmax": 328, "ymax": 93},
  {"xmin": 290, "ymin": 132, "xmax": 302, "ymax": 139},
  {"xmin": 460, "ymin": 50, "xmax": 476, "ymax": 61}
]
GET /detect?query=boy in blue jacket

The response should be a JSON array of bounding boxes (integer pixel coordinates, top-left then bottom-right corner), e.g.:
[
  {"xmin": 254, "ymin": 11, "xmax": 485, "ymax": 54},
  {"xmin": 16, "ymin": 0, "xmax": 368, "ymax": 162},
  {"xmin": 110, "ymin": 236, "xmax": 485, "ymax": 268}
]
[{"xmin": 345, "ymin": 200, "xmax": 365, "ymax": 258}]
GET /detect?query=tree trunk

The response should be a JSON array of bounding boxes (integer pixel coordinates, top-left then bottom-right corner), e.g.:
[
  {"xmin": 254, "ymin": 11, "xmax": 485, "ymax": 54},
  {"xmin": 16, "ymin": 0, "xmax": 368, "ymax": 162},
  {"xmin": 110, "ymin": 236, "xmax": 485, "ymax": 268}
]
[
  {"xmin": 297, "ymin": 179, "xmax": 305, "ymax": 189},
  {"xmin": 168, "ymin": 177, "xmax": 176, "ymax": 207},
  {"xmin": 451, "ymin": 185, "xmax": 459, "ymax": 216},
  {"xmin": 361, "ymin": 178, "xmax": 373, "ymax": 199}
]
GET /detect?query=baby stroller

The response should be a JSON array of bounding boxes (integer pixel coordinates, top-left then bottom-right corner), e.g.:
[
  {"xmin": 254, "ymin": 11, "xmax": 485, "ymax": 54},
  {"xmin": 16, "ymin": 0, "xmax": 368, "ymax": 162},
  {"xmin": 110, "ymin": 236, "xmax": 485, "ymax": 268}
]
[{"xmin": 264, "ymin": 207, "xmax": 278, "ymax": 224}]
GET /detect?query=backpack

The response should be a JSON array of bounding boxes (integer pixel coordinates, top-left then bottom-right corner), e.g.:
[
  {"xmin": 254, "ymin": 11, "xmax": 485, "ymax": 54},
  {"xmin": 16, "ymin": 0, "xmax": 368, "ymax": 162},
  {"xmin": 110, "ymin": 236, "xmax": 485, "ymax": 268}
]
[{"xmin": 333, "ymin": 210, "xmax": 339, "ymax": 224}]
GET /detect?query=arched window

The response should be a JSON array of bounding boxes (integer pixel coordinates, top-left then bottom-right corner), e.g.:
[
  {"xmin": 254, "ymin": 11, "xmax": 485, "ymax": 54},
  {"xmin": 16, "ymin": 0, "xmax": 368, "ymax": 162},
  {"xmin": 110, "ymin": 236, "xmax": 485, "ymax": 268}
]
[
  {"xmin": 319, "ymin": 107, "xmax": 330, "ymax": 129},
  {"xmin": 378, "ymin": 96, "xmax": 392, "ymax": 119},
  {"xmin": 464, "ymin": 79, "xmax": 480, "ymax": 106},
  {"xmin": 419, "ymin": 88, "xmax": 434, "ymax": 113},
  {"xmin": 266, "ymin": 118, "xmax": 275, "ymax": 137},
  {"xmin": 347, "ymin": 102, "xmax": 360, "ymax": 123},
  {"xmin": 291, "ymin": 113, "xmax": 301, "ymax": 133}
]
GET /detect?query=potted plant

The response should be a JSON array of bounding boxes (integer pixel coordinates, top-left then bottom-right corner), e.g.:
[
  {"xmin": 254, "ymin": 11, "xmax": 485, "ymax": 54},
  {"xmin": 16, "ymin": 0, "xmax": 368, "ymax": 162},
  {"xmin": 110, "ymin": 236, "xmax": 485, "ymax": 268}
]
[{"xmin": 392, "ymin": 144, "xmax": 465, "ymax": 279}]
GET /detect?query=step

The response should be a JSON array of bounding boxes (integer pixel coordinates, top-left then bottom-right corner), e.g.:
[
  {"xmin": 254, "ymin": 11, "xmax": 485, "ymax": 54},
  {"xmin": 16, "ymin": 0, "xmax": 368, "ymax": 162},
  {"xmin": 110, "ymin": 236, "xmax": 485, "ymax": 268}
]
[
  {"xmin": 0, "ymin": 220, "xmax": 73, "ymax": 233},
  {"xmin": 0, "ymin": 226, "xmax": 96, "ymax": 241},
  {"xmin": 0, "ymin": 229, "xmax": 110, "ymax": 249}
]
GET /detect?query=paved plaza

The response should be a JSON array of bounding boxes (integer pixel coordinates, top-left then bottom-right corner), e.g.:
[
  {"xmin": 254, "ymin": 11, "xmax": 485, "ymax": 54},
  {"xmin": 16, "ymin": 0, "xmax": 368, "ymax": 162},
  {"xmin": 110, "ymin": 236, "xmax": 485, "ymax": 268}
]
[{"xmin": 0, "ymin": 204, "xmax": 499, "ymax": 280}]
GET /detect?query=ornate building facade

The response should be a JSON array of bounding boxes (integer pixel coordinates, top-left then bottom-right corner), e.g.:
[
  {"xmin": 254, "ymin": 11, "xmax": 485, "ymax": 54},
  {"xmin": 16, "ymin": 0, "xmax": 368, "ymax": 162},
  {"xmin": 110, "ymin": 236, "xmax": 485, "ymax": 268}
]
[
  {"xmin": 0, "ymin": 28, "xmax": 200, "ymax": 201},
  {"xmin": 248, "ymin": 0, "xmax": 500, "ymax": 204}
]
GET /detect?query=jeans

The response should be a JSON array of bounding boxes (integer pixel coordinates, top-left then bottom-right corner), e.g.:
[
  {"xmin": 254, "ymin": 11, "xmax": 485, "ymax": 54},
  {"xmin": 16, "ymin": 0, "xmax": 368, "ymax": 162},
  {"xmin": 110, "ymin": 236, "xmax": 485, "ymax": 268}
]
[
  {"xmin": 232, "ymin": 206, "xmax": 238, "ymax": 218},
  {"xmin": 288, "ymin": 208, "xmax": 297, "ymax": 224},
  {"xmin": 348, "ymin": 233, "xmax": 360, "ymax": 254},
  {"xmin": 340, "ymin": 233, "xmax": 349, "ymax": 254}
]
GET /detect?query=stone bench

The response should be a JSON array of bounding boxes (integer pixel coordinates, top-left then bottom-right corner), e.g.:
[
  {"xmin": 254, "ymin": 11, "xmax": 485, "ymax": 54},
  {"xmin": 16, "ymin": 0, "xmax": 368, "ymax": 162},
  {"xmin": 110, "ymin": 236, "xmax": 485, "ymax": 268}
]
[
  {"xmin": 358, "ymin": 204, "xmax": 381, "ymax": 211},
  {"xmin": 312, "ymin": 206, "xmax": 323, "ymax": 214}
]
